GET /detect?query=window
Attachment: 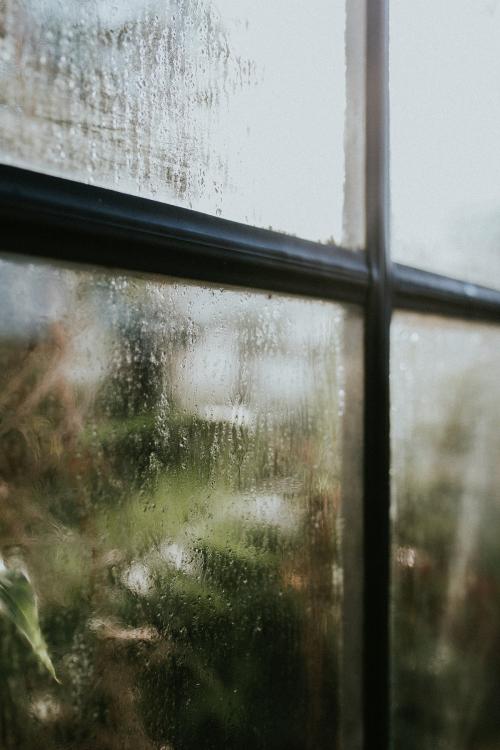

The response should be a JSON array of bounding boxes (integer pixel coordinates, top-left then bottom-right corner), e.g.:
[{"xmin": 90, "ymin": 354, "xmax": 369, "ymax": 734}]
[
  {"xmin": 391, "ymin": 315, "xmax": 500, "ymax": 749},
  {"xmin": 0, "ymin": 2, "xmax": 499, "ymax": 749}
]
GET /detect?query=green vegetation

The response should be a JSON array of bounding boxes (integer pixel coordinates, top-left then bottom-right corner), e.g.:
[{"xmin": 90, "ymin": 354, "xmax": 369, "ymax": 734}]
[
  {"xmin": 0, "ymin": 267, "xmax": 342, "ymax": 750},
  {"xmin": 392, "ymin": 353, "xmax": 500, "ymax": 750}
]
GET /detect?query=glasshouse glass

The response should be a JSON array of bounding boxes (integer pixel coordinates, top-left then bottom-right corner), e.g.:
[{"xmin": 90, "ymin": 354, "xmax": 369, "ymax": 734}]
[
  {"xmin": 0, "ymin": 0, "xmax": 365, "ymax": 248},
  {"xmin": 0, "ymin": 254, "xmax": 362, "ymax": 749},
  {"xmin": 391, "ymin": 313, "xmax": 500, "ymax": 750},
  {"xmin": 390, "ymin": 0, "xmax": 500, "ymax": 288}
]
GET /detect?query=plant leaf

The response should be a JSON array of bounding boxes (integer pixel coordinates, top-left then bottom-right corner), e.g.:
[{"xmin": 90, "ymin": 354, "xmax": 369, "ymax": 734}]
[{"xmin": 0, "ymin": 567, "xmax": 59, "ymax": 682}]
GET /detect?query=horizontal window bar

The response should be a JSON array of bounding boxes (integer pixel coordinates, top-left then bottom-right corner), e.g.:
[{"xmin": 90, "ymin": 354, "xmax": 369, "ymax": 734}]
[
  {"xmin": 393, "ymin": 263, "xmax": 500, "ymax": 323},
  {"xmin": 3, "ymin": 165, "xmax": 500, "ymax": 322},
  {"xmin": 0, "ymin": 164, "xmax": 368, "ymax": 304}
]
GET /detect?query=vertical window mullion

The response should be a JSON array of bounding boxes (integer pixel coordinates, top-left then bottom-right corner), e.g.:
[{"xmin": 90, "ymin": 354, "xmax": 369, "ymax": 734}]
[{"xmin": 363, "ymin": 1, "xmax": 392, "ymax": 749}]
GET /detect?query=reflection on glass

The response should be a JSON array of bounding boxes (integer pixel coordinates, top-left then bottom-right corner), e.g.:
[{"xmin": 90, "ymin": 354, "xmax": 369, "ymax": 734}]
[
  {"xmin": 390, "ymin": 0, "xmax": 500, "ymax": 287},
  {"xmin": 0, "ymin": 0, "xmax": 365, "ymax": 247},
  {"xmin": 0, "ymin": 254, "xmax": 362, "ymax": 749},
  {"xmin": 391, "ymin": 313, "xmax": 500, "ymax": 749}
]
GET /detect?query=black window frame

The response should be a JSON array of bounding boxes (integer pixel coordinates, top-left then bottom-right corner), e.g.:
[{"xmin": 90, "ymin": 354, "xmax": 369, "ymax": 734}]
[{"xmin": 1, "ymin": 2, "xmax": 500, "ymax": 749}]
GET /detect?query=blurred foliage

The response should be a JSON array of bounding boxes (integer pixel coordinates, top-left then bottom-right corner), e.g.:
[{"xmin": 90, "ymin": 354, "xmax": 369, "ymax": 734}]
[
  {"xmin": 392, "ymin": 331, "xmax": 500, "ymax": 750},
  {"xmin": 0, "ymin": 266, "xmax": 344, "ymax": 750},
  {"xmin": 0, "ymin": 566, "xmax": 58, "ymax": 682}
]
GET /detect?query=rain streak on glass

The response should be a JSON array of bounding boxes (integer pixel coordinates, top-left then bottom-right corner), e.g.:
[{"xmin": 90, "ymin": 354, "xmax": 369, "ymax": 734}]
[
  {"xmin": 0, "ymin": 0, "xmax": 365, "ymax": 247},
  {"xmin": 0, "ymin": 254, "xmax": 363, "ymax": 749},
  {"xmin": 391, "ymin": 314, "xmax": 500, "ymax": 750}
]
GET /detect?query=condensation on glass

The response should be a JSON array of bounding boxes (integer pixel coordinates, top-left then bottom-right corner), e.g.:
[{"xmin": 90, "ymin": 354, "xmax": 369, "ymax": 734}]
[
  {"xmin": 391, "ymin": 313, "xmax": 500, "ymax": 750},
  {"xmin": 390, "ymin": 0, "xmax": 500, "ymax": 288},
  {"xmin": 0, "ymin": 253, "xmax": 362, "ymax": 749},
  {"xmin": 0, "ymin": 0, "xmax": 365, "ymax": 248}
]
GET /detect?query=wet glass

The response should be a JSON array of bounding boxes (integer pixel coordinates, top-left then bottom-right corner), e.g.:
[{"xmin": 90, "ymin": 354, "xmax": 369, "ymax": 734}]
[
  {"xmin": 390, "ymin": 0, "xmax": 500, "ymax": 288},
  {"xmin": 391, "ymin": 313, "xmax": 500, "ymax": 750},
  {"xmin": 0, "ymin": 253, "xmax": 362, "ymax": 750},
  {"xmin": 0, "ymin": 0, "xmax": 365, "ymax": 248}
]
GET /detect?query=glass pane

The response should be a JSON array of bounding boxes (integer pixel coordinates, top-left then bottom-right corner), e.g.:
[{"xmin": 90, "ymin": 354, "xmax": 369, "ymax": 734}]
[
  {"xmin": 0, "ymin": 0, "xmax": 365, "ymax": 248},
  {"xmin": 0, "ymin": 253, "xmax": 362, "ymax": 749},
  {"xmin": 391, "ymin": 313, "xmax": 500, "ymax": 749},
  {"xmin": 390, "ymin": 1, "xmax": 500, "ymax": 288}
]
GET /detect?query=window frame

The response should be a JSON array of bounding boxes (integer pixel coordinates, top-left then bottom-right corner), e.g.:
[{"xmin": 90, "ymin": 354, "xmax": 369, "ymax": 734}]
[{"xmin": 1, "ymin": 2, "xmax": 500, "ymax": 749}]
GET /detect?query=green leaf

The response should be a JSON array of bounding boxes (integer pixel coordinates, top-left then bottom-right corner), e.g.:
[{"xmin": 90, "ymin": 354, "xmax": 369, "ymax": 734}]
[{"xmin": 0, "ymin": 567, "xmax": 59, "ymax": 682}]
